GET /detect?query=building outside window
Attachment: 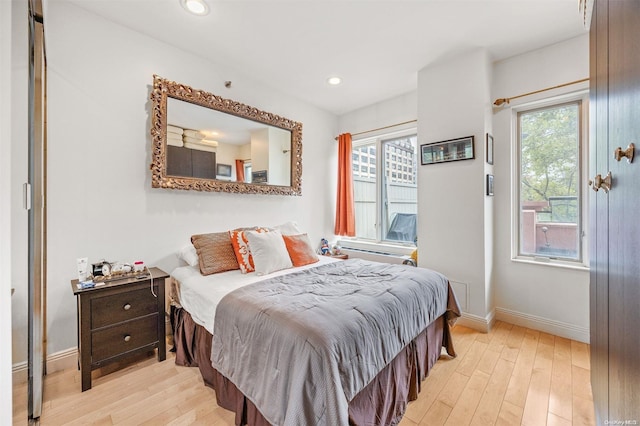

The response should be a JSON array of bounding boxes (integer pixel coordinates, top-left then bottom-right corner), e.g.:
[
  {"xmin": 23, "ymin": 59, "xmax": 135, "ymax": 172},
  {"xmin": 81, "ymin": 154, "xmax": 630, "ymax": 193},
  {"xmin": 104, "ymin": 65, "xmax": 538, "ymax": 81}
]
[
  {"xmin": 351, "ymin": 132, "xmax": 418, "ymax": 244},
  {"xmin": 515, "ymin": 96, "xmax": 586, "ymax": 263}
]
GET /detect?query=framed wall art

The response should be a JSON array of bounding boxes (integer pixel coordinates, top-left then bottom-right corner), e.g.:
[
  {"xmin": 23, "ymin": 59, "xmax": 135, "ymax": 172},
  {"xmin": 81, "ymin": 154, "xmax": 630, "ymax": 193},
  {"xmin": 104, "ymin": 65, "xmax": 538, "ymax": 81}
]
[
  {"xmin": 252, "ymin": 170, "xmax": 268, "ymax": 183},
  {"xmin": 216, "ymin": 163, "xmax": 232, "ymax": 177},
  {"xmin": 486, "ymin": 133, "xmax": 494, "ymax": 165},
  {"xmin": 420, "ymin": 136, "xmax": 474, "ymax": 165},
  {"xmin": 486, "ymin": 174, "xmax": 494, "ymax": 196}
]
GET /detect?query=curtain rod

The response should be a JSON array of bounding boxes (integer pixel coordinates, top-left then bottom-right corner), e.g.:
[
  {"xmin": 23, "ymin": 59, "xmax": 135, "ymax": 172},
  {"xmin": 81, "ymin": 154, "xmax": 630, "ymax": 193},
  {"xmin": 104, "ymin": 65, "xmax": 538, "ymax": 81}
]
[
  {"xmin": 334, "ymin": 119, "xmax": 417, "ymax": 141},
  {"xmin": 493, "ymin": 78, "xmax": 589, "ymax": 107}
]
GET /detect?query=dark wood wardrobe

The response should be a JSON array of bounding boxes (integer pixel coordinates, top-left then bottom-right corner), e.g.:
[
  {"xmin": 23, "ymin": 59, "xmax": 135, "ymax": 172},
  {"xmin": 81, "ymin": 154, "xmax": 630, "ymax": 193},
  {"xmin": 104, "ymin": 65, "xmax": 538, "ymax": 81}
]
[{"xmin": 589, "ymin": 0, "xmax": 640, "ymax": 423}]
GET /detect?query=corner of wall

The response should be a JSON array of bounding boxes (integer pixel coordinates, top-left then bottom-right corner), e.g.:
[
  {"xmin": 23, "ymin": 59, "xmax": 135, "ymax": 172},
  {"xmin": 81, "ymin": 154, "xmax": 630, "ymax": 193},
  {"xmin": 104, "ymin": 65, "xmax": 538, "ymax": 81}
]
[
  {"xmin": 456, "ymin": 309, "xmax": 496, "ymax": 333},
  {"xmin": 417, "ymin": 48, "xmax": 494, "ymax": 323}
]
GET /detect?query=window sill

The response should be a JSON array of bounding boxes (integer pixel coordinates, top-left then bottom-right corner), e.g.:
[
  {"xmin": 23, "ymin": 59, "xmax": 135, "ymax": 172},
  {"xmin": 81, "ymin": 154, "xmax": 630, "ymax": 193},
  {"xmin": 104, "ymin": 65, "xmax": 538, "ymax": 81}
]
[
  {"xmin": 337, "ymin": 239, "xmax": 415, "ymax": 256},
  {"xmin": 511, "ymin": 256, "xmax": 589, "ymax": 272}
]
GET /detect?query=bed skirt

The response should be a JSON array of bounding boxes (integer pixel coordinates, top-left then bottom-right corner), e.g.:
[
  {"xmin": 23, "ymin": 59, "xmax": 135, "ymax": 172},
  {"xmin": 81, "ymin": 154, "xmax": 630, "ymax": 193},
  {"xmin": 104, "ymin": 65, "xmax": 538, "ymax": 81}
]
[{"xmin": 172, "ymin": 306, "xmax": 456, "ymax": 426}]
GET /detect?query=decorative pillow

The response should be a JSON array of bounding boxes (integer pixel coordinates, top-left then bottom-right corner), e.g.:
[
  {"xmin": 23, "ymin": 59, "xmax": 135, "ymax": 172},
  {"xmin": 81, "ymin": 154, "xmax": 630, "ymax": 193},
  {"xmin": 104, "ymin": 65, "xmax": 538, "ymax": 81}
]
[
  {"xmin": 273, "ymin": 221, "xmax": 302, "ymax": 236},
  {"xmin": 176, "ymin": 244, "xmax": 199, "ymax": 267},
  {"xmin": 190, "ymin": 232, "xmax": 239, "ymax": 276},
  {"xmin": 229, "ymin": 227, "xmax": 269, "ymax": 273},
  {"xmin": 282, "ymin": 233, "xmax": 319, "ymax": 267},
  {"xmin": 246, "ymin": 230, "xmax": 293, "ymax": 275}
]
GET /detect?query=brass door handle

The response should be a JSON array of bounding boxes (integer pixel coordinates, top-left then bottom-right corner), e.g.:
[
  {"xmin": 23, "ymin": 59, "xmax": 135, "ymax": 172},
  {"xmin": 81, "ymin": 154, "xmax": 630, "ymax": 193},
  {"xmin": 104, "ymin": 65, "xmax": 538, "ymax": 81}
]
[
  {"xmin": 614, "ymin": 143, "xmax": 634, "ymax": 163},
  {"xmin": 589, "ymin": 171, "xmax": 612, "ymax": 193}
]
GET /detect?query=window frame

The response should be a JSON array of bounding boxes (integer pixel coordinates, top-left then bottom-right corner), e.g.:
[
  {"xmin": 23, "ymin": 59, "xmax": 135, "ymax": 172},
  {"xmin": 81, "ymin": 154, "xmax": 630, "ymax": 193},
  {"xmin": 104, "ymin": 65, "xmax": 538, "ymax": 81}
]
[
  {"xmin": 348, "ymin": 128, "xmax": 418, "ymax": 248},
  {"xmin": 511, "ymin": 91, "xmax": 589, "ymax": 269}
]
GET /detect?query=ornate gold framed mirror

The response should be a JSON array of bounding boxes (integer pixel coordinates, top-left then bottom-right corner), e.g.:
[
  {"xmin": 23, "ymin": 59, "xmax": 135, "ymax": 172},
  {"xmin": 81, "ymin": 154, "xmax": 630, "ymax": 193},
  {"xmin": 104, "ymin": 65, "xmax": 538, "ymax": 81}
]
[{"xmin": 150, "ymin": 75, "xmax": 302, "ymax": 195}]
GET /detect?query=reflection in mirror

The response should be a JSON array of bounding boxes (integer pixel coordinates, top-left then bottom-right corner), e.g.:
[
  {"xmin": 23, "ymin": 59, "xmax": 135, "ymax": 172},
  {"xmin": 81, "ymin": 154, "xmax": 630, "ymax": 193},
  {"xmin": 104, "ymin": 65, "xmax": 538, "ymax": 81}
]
[
  {"xmin": 150, "ymin": 75, "xmax": 302, "ymax": 195},
  {"xmin": 166, "ymin": 98, "xmax": 292, "ymax": 186}
]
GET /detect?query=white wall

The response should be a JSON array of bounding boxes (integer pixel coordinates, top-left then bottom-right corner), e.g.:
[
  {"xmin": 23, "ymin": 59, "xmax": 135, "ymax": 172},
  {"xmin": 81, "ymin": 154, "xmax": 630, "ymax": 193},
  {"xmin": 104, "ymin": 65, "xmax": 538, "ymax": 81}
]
[
  {"xmin": 338, "ymin": 91, "xmax": 417, "ymax": 136},
  {"xmin": 492, "ymin": 35, "xmax": 590, "ymax": 342},
  {"xmin": 417, "ymin": 49, "xmax": 493, "ymax": 329},
  {"xmin": 268, "ymin": 128, "xmax": 291, "ymax": 186},
  {"xmin": 9, "ymin": 0, "xmax": 337, "ymax": 362},
  {"xmin": 214, "ymin": 142, "xmax": 240, "ymax": 180},
  {"xmin": 250, "ymin": 128, "xmax": 269, "ymax": 178}
]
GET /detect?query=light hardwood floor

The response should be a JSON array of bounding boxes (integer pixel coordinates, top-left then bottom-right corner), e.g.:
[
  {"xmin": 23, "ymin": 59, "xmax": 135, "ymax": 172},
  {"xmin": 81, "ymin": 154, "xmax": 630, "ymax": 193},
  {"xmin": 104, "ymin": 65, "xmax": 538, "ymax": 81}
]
[{"xmin": 12, "ymin": 321, "xmax": 595, "ymax": 425}]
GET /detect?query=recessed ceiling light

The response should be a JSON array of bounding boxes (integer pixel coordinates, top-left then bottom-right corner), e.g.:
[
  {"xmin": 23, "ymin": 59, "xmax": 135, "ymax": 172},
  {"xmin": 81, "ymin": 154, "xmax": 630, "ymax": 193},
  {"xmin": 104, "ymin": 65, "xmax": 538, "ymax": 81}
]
[
  {"xmin": 327, "ymin": 76, "xmax": 342, "ymax": 86},
  {"xmin": 181, "ymin": 0, "xmax": 209, "ymax": 16}
]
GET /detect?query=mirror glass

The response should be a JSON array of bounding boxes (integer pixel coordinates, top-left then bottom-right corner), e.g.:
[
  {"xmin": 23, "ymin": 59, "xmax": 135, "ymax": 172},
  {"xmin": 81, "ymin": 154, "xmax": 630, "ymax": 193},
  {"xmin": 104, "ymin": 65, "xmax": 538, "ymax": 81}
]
[
  {"xmin": 150, "ymin": 76, "xmax": 302, "ymax": 195},
  {"xmin": 166, "ymin": 98, "xmax": 292, "ymax": 186}
]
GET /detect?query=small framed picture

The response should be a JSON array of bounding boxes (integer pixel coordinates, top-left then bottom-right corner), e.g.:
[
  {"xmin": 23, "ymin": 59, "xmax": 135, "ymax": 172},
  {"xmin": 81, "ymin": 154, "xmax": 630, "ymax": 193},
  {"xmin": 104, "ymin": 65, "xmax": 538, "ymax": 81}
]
[
  {"xmin": 216, "ymin": 163, "xmax": 232, "ymax": 177},
  {"xmin": 420, "ymin": 136, "xmax": 474, "ymax": 165},
  {"xmin": 486, "ymin": 174, "xmax": 494, "ymax": 196},
  {"xmin": 252, "ymin": 170, "xmax": 268, "ymax": 183},
  {"xmin": 486, "ymin": 133, "xmax": 494, "ymax": 165}
]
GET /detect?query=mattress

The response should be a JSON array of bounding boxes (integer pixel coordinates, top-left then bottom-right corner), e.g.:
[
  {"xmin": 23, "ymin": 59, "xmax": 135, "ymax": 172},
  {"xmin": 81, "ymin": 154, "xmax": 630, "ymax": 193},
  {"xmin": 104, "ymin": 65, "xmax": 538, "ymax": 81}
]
[{"xmin": 170, "ymin": 255, "xmax": 340, "ymax": 334}]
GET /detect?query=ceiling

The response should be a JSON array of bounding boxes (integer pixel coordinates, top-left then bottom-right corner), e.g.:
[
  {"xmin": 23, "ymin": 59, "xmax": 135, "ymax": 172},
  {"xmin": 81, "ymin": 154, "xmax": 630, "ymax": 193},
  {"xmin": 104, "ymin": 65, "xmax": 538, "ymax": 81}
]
[{"xmin": 61, "ymin": 0, "xmax": 587, "ymax": 116}]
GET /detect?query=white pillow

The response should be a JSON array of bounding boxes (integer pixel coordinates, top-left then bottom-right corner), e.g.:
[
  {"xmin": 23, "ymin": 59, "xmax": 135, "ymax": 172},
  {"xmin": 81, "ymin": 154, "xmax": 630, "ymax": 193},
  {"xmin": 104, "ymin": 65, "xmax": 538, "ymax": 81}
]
[
  {"xmin": 246, "ymin": 230, "xmax": 293, "ymax": 275},
  {"xmin": 177, "ymin": 244, "xmax": 199, "ymax": 267},
  {"xmin": 273, "ymin": 221, "xmax": 302, "ymax": 236}
]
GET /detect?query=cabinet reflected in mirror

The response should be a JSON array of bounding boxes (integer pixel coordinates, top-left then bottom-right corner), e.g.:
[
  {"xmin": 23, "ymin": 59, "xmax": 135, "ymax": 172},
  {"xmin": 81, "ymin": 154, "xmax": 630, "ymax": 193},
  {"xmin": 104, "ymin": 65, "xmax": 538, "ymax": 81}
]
[{"xmin": 150, "ymin": 75, "xmax": 302, "ymax": 195}]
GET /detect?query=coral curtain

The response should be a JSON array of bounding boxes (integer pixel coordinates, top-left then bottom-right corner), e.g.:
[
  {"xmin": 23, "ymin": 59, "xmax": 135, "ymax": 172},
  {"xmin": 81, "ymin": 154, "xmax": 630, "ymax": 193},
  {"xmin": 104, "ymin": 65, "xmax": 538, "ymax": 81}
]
[
  {"xmin": 235, "ymin": 159, "xmax": 245, "ymax": 182},
  {"xmin": 334, "ymin": 133, "xmax": 356, "ymax": 236}
]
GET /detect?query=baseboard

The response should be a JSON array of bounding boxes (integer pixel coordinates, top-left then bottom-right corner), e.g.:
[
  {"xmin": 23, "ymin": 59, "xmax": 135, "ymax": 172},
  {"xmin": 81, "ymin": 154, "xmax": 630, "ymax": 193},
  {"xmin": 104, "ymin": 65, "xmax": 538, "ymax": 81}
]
[
  {"xmin": 14, "ymin": 317, "xmax": 173, "ymax": 386},
  {"xmin": 495, "ymin": 307, "xmax": 589, "ymax": 343},
  {"xmin": 12, "ymin": 347, "xmax": 77, "ymax": 386},
  {"xmin": 12, "ymin": 361, "xmax": 26, "ymax": 386},
  {"xmin": 47, "ymin": 347, "xmax": 78, "ymax": 374},
  {"xmin": 455, "ymin": 309, "xmax": 496, "ymax": 333}
]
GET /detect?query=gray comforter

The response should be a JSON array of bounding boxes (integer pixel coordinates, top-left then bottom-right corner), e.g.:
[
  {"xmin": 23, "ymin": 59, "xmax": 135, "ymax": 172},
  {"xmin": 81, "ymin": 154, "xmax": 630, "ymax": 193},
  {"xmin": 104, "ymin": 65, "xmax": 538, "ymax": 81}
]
[{"xmin": 211, "ymin": 258, "xmax": 459, "ymax": 426}]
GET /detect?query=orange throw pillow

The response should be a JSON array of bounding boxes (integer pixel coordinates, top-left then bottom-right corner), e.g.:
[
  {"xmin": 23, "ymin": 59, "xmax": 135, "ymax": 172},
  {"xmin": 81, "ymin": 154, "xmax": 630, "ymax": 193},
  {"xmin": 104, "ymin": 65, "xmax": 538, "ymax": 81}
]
[
  {"xmin": 229, "ymin": 227, "xmax": 268, "ymax": 273},
  {"xmin": 282, "ymin": 233, "xmax": 319, "ymax": 267}
]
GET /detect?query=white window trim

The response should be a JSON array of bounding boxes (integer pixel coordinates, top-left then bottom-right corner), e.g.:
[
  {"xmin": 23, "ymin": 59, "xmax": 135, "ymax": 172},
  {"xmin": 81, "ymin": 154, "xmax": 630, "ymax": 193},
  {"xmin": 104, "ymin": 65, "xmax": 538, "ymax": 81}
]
[
  {"xmin": 345, "ymin": 127, "xmax": 417, "ymax": 250},
  {"xmin": 510, "ymin": 90, "xmax": 590, "ymax": 269}
]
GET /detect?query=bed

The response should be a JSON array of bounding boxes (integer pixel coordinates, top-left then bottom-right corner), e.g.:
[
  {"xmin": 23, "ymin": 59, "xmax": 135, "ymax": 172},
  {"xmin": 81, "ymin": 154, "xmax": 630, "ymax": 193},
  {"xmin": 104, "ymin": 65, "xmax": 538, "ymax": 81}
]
[{"xmin": 171, "ymin": 248, "xmax": 460, "ymax": 425}]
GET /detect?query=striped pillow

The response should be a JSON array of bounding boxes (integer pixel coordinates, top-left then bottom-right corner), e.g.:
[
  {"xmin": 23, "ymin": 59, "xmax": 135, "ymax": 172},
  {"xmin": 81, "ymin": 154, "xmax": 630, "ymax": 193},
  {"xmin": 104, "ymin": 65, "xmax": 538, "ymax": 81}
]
[{"xmin": 190, "ymin": 232, "xmax": 239, "ymax": 275}]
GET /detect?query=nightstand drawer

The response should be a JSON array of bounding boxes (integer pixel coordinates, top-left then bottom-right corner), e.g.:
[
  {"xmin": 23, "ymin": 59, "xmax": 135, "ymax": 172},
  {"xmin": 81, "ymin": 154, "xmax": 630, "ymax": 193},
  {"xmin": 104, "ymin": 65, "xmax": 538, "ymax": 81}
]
[
  {"xmin": 91, "ymin": 314, "xmax": 158, "ymax": 363},
  {"xmin": 91, "ymin": 286, "xmax": 158, "ymax": 329}
]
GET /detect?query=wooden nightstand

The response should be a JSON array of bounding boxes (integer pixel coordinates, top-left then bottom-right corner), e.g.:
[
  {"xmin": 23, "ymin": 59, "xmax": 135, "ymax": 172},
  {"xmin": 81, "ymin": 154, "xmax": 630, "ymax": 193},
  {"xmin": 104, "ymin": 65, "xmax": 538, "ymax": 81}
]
[{"xmin": 70, "ymin": 267, "xmax": 169, "ymax": 391}]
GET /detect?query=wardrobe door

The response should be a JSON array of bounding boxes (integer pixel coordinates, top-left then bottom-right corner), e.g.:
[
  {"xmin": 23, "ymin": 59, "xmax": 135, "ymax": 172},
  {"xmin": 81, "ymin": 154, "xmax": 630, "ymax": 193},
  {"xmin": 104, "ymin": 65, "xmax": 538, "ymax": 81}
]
[
  {"xmin": 606, "ymin": 0, "xmax": 640, "ymax": 420},
  {"xmin": 590, "ymin": 0, "xmax": 640, "ymax": 422},
  {"xmin": 588, "ymin": 0, "xmax": 609, "ymax": 422}
]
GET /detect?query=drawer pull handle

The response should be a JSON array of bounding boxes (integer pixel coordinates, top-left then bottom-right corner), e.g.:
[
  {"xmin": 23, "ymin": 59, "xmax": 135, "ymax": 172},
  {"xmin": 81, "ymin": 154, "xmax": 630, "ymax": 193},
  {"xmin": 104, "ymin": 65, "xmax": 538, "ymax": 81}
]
[
  {"xmin": 124, "ymin": 335, "xmax": 131, "ymax": 342},
  {"xmin": 123, "ymin": 303, "xmax": 131, "ymax": 311}
]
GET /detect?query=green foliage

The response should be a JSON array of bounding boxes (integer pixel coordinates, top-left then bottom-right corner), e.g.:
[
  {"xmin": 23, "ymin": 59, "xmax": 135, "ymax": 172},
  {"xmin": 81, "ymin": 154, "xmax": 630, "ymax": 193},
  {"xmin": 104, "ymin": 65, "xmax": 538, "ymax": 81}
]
[{"xmin": 520, "ymin": 104, "xmax": 579, "ymax": 206}]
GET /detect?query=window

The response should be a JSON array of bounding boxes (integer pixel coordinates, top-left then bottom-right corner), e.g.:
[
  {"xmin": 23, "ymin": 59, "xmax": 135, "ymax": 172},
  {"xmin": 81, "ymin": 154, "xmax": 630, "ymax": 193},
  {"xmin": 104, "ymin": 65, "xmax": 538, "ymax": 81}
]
[
  {"xmin": 351, "ymin": 131, "xmax": 418, "ymax": 244},
  {"xmin": 515, "ymin": 97, "xmax": 586, "ymax": 263},
  {"xmin": 243, "ymin": 162, "xmax": 252, "ymax": 183}
]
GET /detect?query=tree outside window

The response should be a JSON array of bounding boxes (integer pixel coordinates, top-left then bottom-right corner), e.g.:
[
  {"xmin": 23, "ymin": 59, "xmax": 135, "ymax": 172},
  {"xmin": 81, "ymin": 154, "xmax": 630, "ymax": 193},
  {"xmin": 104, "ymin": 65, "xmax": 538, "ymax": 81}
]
[{"xmin": 518, "ymin": 101, "xmax": 582, "ymax": 261}]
